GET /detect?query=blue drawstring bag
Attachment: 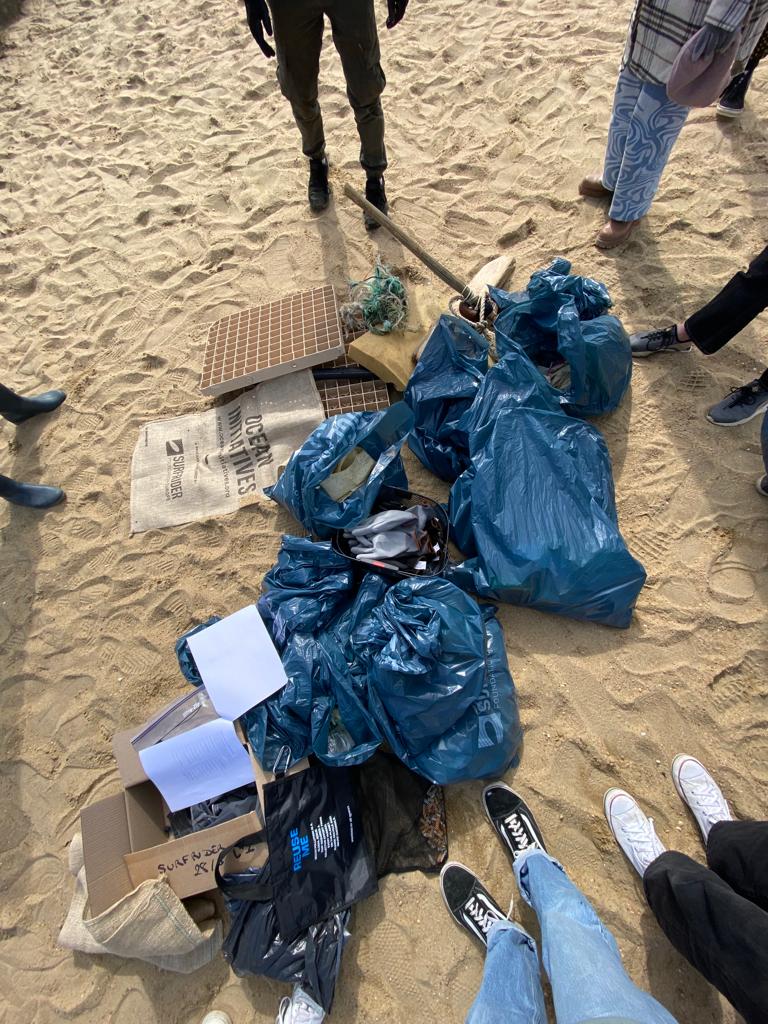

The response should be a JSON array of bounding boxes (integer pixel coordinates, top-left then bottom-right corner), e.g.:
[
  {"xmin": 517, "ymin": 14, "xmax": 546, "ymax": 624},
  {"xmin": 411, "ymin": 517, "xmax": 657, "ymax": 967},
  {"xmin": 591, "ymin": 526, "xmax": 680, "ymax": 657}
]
[
  {"xmin": 448, "ymin": 344, "xmax": 646, "ymax": 628},
  {"xmin": 491, "ymin": 257, "xmax": 632, "ymax": 417},
  {"xmin": 404, "ymin": 315, "xmax": 489, "ymax": 482},
  {"xmin": 265, "ymin": 404, "xmax": 413, "ymax": 539}
]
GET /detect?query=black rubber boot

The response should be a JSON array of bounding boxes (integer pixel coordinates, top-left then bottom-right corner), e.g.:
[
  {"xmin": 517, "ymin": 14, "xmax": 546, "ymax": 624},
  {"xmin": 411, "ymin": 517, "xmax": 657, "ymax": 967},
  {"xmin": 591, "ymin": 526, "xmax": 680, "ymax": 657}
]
[
  {"xmin": 364, "ymin": 175, "xmax": 388, "ymax": 230},
  {"xmin": 0, "ymin": 383, "xmax": 66, "ymax": 425},
  {"xmin": 307, "ymin": 157, "xmax": 330, "ymax": 213},
  {"xmin": 0, "ymin": 474, "xmax": 64, "ymax": 508},
  {"xmin": 717, "ymin": 69, "xmax": 754, "ymax": 117}
]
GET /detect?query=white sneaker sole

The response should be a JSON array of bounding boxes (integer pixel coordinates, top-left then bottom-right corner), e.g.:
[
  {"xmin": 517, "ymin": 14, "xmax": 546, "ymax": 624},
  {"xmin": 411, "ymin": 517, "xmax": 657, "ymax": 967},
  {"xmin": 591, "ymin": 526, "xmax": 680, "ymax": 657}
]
[
  {"xmin": 706, "ymin": 401, "xmax": 768, "ymax": 426},
  {"xmin": 631, "ymin": 344, "xmax": 692, "ymax": 358},
  {"xmin": 756, "ymin": 476, "xmax": 768, "ymax": 497},
  {"xmin": 716, "ymin": 104, "xmax": 743, "ymax": 118}
]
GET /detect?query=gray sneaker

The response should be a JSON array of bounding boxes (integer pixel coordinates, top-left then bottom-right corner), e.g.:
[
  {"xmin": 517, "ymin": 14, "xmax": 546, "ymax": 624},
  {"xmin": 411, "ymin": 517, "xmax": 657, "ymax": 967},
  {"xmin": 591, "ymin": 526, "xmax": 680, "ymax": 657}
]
[
  {"xmin": 630, "ymin": 325, "xmax": 692, "ymax": 358},
  {"xmin": 706, "ymin": 378, "xmax": 768, "ymax": 426}
]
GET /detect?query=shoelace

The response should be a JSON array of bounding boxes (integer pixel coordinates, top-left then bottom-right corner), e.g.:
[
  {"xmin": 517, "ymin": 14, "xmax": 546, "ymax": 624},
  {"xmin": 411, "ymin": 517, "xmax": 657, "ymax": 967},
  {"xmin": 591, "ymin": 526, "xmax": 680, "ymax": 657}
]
[
  {"xmin": 504, "ymin": 813, "xmax": 531, "ymax": 849},
  {"xmin": 465, "ymin": 894, "xmax": 514, "ymax": 934},
  {"xmin": 726, "ymin": 379, "xmax": 765, "ymax": 407},
  {"xmin": 645, "ymin": 328, "xmax": 679, "ymax": 351},
  {"xmin": 686, "ymin": 779, "xmax": 727, "ymax": 824},
  {"xmin": 622, "ymin": 815, "xmax": 663, "ymax": 862}
]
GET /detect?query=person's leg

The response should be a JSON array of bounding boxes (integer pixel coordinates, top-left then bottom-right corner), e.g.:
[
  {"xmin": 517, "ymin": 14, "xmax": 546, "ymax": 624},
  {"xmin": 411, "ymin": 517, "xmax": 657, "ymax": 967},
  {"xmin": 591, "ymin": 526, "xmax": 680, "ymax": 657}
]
[
  {"xmin": 602, "ymin": 68, "xmax": 644, "ymax": 192},
  {"xmin": 0, "ymin": 383, "xmax": 66, "ymax": 424},
  {"xmin": 0, "ymin": 474, "xmax": 64, "ymax": 508},
  {"xmin": 760, "ymin": 407, "xmax": 768, "ymax": 494},
  {"xmin": 607, "ymin": 80, "xmax": 689, "ymax": 223},
  {"xmin": 268, "ymin": 0, "xmax": 326, "ymax": 161},
  {"xmin": 517, "ymin": 849, "xmax": 677, "ymax": 1024},
  {"xmin": 326, "ymin": 0, "xmax": 387, "ymax": 175},
  {"xmin": 466, "ymin": 921, "xmax": 548, "ymax": 1024},
  {"xmin": 684, "ymin": 245, "xmax": 768, "ymax": 354},
  {"xmin": 644, "ymin": 850, "xmax": 768, "ymax": 1024},
  {"xmin": 706, "ymin": 820, "xmax": 768, "ymax": 911}
]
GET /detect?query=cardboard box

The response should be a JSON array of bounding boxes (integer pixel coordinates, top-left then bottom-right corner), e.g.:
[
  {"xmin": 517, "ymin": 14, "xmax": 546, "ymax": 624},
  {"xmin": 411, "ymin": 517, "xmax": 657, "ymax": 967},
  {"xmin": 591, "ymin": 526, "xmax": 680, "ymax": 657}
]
[{"xmin": 79, "ymin": 722, "xmax": 260, "ymax": 916}]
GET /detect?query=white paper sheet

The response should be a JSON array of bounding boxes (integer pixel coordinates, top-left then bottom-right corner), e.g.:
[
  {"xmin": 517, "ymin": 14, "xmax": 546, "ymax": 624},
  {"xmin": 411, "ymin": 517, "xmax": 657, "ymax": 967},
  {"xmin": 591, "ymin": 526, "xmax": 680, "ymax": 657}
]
[
  {"xmin": 185, "ymin": 605, "xmax": 288, "ymax": 720},
  {"xmin": 138, "ymin": 717, "xmax": 255, "ymax": 812}
]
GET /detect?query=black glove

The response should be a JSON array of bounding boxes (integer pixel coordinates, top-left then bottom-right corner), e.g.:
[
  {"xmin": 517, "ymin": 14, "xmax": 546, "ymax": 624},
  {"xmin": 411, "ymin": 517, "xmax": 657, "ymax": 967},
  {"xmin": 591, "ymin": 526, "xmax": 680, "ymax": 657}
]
[
  {"xmin": 244, "ymin": 0, "xmax": 275, "ymax": 58},
  {"xmin": 386, "ymin": 0, "xmax": 408, "ymax": 29}
]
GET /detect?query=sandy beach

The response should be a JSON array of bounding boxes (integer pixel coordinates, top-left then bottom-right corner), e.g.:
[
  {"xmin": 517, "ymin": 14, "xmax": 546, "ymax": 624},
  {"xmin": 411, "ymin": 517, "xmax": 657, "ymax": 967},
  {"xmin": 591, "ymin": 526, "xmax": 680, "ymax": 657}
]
[{"xmin": 1, "ymin": 0, "xmax": 767, "ymax": 1020}]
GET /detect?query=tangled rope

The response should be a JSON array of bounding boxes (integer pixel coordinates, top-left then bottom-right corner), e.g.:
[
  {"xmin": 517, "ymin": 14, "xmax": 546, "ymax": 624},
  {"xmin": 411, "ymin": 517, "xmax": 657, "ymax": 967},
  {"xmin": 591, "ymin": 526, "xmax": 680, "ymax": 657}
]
[{"xmin": 340, "ymin": 260, "xmax": 408, "ymax": 336}]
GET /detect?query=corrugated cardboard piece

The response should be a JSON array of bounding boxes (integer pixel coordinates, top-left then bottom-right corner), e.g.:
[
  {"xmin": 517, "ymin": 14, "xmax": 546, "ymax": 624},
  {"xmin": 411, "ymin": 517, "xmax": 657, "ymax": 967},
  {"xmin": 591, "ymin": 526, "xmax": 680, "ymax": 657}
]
[{"xmin": 80, "ymin": 715, "xmax": 260, "ymax": 917}]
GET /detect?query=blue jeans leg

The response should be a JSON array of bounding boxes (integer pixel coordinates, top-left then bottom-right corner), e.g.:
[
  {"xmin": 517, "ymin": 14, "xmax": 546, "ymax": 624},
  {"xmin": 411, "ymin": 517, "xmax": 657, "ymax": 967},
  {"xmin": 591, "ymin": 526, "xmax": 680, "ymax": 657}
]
[
  {"xmin": 602, "ymin": 69, "xmax": 643, "ymax": 191},
  {"xmin": 466, "ymin": 920, "xmax": 548, "ymax": 1024},
  {"xmin": 516, "ymin": 850, "xmax": 678, "ymax": 1024},
  {"xmin": 602, "ymin": 68, "xmax": 689, "ymax": 222},
  {"xmin": 761, "ymin": 409, "xmax": 768, "ymax": 477}
]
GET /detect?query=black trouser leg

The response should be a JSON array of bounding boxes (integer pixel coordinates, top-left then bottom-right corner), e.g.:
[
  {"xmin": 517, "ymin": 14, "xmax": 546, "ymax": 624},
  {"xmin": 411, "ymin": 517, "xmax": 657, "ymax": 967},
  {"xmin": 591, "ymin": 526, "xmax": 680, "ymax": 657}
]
[
  {"xmin": 706, "ymin": 819, "xmax": 768, "ymax": 911},
  {"xmin": 685, "ymin": 245, "xmax": 768, "ymax": 354},
  {"xmin": 644, "ymin": 830, "xmax": 768, "ymax": 1024}
]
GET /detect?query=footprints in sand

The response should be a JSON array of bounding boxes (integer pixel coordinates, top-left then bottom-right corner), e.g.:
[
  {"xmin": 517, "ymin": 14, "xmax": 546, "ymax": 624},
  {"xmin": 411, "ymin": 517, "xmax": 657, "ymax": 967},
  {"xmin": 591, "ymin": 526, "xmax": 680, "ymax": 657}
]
[
  {"xmin": 709, "ymin": 652, "xmax": 768, "ymax": 716},
  {"xmin": 708, "ymin": 527, "xmax": 768, "ymax": 604}
]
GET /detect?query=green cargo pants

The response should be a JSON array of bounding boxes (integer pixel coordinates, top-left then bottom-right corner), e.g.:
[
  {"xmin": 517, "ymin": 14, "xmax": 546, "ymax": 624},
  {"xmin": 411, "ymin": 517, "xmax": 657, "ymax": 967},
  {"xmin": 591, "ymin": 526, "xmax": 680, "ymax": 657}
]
[{"xmin": 268, "ymin": 0, "xmax": 387, "ymax": 173}]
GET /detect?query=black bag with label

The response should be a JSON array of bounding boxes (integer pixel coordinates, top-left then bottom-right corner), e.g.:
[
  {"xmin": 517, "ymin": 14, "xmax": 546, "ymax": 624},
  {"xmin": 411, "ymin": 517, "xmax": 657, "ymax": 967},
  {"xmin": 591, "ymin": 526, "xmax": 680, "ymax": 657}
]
[
  {"xmin": 216, "ymin": 759, "xmax": 377, "ymax": 1008},
  {"xmin": 262, "ymin": 760, "xmax": 377, "ymax": 940}
]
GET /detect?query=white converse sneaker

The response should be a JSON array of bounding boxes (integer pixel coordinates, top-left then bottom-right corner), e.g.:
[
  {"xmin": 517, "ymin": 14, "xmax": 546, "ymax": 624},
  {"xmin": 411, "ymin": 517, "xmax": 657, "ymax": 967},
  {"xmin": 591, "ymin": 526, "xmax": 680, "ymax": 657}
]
[
  {"xmin": 202, "ymin": 1014, "xmax": 232, "ymax": 1024},
  {"xmin": 276, "ymin": 986, "xmax": 325, "ymax": 1024},
  {"xmin": 604, "ymin": 789, "xmax": 667, "ymax": 876},
  {"xmin": 672, "ymin": 754, "xmax": 732, "ymax": 842}
]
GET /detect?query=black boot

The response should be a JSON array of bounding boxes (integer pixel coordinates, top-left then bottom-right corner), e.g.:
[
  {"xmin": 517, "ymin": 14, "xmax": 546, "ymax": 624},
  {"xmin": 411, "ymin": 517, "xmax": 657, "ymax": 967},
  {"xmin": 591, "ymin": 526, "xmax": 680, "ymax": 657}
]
[
  {"xmin": 307, "ymin": 157, "xmax": 330, "ymax": 213},
  {"xmin": 0, "ymin": 383, "xmax": 66, "ymax": 425},
  {"xmin": 717, "ymin": 69, "xmax": 754, "ymax": 118},
  {"xmin": 0, "ymin": 474, "xmax": 64, "ymax": 508},
  {"xmin": 364, "ymin": 174, "xmax": 388, "ymax": 230}
]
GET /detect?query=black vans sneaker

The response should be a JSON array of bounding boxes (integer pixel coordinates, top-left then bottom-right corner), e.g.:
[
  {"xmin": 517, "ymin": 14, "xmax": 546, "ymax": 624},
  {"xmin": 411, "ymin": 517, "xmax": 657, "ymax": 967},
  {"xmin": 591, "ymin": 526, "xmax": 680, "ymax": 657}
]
[
  {"xmin": 363, "ymin": 174, "xmax": 388, "ymax": 230},
  {"xmin": 439, "ymin": 862, "xmax": 507, "ymax": 947},
  {"xmin": 483, "ymin": 784, "xmax": 547, "ymax": 862},
  {"xmin": 308, "ymin": 157, "xmax": 330, "ymax": 213}
]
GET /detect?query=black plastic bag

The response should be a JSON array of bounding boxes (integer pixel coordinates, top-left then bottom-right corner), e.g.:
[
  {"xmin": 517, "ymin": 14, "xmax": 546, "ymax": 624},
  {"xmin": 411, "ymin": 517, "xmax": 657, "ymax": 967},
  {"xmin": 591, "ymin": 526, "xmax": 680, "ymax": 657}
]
[{"xmin": 218, "ymin": 762, "xmax": 377, "ymax": 944}]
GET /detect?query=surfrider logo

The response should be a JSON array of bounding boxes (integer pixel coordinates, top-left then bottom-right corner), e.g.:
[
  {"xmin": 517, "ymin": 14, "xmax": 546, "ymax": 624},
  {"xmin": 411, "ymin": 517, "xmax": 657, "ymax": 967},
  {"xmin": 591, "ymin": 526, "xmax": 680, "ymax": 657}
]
[
  {"xmin": 166, "ymin": 439, "xmax": 185, "ymax": 499},
  {"xmin": 290, "ymin": 827, "xmax": 310, "ymax": 872}
]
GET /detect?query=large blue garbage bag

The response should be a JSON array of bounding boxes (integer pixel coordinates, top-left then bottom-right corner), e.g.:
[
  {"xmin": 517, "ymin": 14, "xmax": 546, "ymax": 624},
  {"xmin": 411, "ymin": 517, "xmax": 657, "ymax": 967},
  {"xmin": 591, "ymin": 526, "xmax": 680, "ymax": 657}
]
[
  {"xmin": 175, "ymin": 616, "xmax": 222, "ymax": 685},
  {"xmin": 448, "ymin": 344, "xmax": 646, "ymax": 628},
  {"xmin": 490, "ymin": 257, "xmax": 632, "ymax": 417},
  {"xmin": 352, "ymin": 577, "xmax": 522, "ymax": 784},
  {"xmin": 404, "ymin": 315, "xmax": 489, "ymax": 482},
  {"xmin": 265, "ymin": 403, "xmax": 413, "ymax": 539},
  {"xmin": 243, "ymin": 537, "xmax": 523, "ymax": 783},
  {"xmin": 259, "ymin": 536, "xmax": 354, "ymax": 649}
]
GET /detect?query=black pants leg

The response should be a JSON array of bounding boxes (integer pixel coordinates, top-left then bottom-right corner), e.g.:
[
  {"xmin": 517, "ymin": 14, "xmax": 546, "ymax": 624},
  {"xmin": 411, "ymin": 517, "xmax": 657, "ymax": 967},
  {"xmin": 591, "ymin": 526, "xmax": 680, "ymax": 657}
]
[
  {"xmin": 685, "ymin": 245, "xmax": 768, "ymax": 354},
  {"xmin": 643, "ymin": 821, "xmax": 768, "ymax": 1024}
]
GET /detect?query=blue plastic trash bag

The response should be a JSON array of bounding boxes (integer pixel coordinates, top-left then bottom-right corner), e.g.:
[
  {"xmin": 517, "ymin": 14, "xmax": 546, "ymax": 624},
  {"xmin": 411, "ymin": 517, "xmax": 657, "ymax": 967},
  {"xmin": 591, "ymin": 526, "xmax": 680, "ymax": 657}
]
[
  {"xmin": 404, "ymin": 315, "xmax": 489, "ymax": 482},
  {"xmin": 448, "ymin": 344, "xmax": 646, "ymax": 628},
  {"xmin": 259, "ymin": 536, "xmax": 354, "ymax": 649},
  {"xmin": 352, "ymin": 577, "xmax": 522, "ymax": 784},
  {"xmin": 406, "ymin": 608, "xmax": 522, "ymax": 784},
  {"xmin": 175, "ymin": 616, "xmax": 221, "ymax": 685},
  {"xmin": 266, "ymin": 404, "xmax": 413, "ymax": 539},
  {"xmin": 490, "ymin": 257, "xmax": 632, "ymax": 416},
  {"xmin": 245, "ymin": 539, "xmax": 382, "ymax": 770}
]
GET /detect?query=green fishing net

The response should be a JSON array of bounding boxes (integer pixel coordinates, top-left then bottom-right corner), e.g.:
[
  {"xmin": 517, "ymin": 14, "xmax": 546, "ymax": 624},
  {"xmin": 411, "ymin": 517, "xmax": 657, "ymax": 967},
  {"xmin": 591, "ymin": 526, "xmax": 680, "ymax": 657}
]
[{"xmin": 340, "ymin": 260, "xmax": 408, "ymax": 336}]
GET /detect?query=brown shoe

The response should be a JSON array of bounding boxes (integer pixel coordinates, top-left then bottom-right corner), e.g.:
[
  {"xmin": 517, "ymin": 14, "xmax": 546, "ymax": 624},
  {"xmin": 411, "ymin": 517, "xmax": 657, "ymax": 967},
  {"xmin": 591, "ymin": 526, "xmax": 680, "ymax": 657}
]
[
  {"xmin": 595, "ymin": 219, "xmax": 639, "ymax": 250},
  {"xmin": 579, "ymin": 174, "xmax": 613, "ymax": 199}
]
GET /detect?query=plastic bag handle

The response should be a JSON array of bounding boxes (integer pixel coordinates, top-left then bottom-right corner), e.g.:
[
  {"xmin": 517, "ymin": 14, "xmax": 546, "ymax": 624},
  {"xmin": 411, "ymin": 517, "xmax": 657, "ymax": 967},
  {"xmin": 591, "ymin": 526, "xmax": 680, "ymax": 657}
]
[{"xmin": 214, "ymin": 829, "xmax": 273, "ymax": 901}]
